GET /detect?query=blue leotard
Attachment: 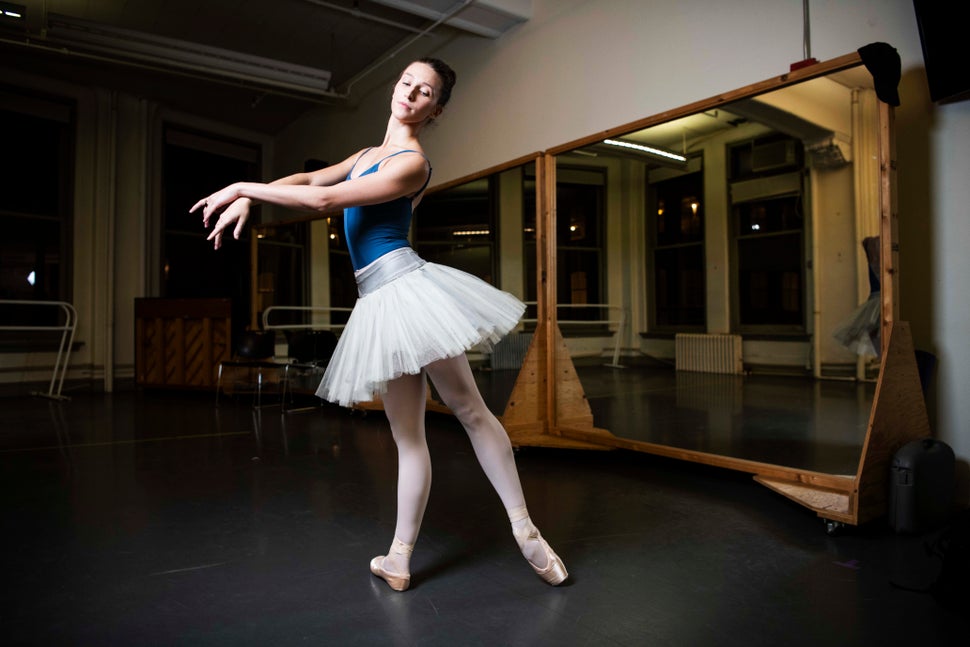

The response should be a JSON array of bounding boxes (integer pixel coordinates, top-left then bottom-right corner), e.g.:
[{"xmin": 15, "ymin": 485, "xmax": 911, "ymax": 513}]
[{"xmin": 344, "ymin": 149, "xmax": 431, "ymax": 271}]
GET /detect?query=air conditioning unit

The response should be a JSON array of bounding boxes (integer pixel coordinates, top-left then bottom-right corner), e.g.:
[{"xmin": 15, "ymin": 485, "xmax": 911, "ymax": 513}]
[{"xmin": 751, "ymin": 140, "xmax": 797, "ymax": 173}]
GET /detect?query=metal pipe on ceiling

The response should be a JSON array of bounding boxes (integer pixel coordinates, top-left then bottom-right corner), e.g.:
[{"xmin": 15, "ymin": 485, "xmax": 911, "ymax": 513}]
[{"xmin": 340, "ymin": 0, "xmax": 474, "ymax": 96}]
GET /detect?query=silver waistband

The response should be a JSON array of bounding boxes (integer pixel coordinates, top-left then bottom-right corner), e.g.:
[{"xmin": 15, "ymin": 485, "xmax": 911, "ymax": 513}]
[{"xmin": 354, "ymin": 247, "xmax": 426, "ymax": 297}]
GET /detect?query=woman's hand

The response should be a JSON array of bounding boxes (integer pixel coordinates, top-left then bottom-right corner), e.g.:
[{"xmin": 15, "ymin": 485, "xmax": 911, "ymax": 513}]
[{"xmin": 190, "ymin": 184, "xmax": 251, "ymax": 249}]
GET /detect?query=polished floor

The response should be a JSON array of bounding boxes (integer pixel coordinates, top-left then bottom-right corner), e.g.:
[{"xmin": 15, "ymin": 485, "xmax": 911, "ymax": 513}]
[{"xmin": 2, "ymin": 365, "xmax": 966, "ymax": 646}]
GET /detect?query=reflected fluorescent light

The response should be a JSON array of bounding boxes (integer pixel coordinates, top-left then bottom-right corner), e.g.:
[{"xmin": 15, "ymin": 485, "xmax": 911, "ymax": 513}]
[
  {"xmin": 603, "ymin": 139, "xmax": 687, "ymax": 163},
  {"xmin": 1, "ymin": 2, "xmax": 24, "ymax": 20},
  {"xmin": 453, "ymin": 229, "xmax": 490, "ymax": 236},
  {"xmin": 27, "ymin": 270, "xmax": 35, "ymax": 286}
]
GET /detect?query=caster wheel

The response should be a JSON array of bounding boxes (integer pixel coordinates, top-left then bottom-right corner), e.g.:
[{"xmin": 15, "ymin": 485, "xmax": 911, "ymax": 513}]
[{"xmin": 824, "ymin": 519, "xmax": 845, "ymax": 536}]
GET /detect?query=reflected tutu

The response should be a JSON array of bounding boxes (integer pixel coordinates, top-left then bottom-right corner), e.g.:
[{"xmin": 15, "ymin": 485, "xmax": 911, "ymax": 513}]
[
  {"xmin": 833, "ymin": 291, "xmax": 881, "ymax": 357},
  {"xmin": 316, "ymin": 248, "xmax": 525, "ymax": 407}
]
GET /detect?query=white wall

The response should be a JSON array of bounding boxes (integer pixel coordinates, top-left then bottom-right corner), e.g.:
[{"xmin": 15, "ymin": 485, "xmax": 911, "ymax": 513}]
[{"xmin": 276, "ymin": 0, "xmax": 969, "ymax": 499}]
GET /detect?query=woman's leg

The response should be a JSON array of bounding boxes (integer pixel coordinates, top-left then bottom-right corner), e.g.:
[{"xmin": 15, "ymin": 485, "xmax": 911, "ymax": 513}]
[
  {"xmin": 424, "ymin": 355, "xmax": 524, "ymax": 509},
  {"xmin": 375, "ymin": 370, "xmax": 432, "ymax": 580},
  {"xmin": 425, "ymin": 355, "xmax": 565, "ymax": 580}
]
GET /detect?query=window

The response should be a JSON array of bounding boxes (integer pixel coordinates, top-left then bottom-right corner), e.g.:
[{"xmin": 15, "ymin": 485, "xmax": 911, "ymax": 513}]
[
  {"xmin": 649, "ymin": 169, "xmax": 705, "ymax": 328},
  {"xmin": 0, "ymin": 90, "xmax": 74, "ymax": 326},
  {"xmin": 523, "ymin": 166, "xmax": 605, "ymax": 324},
  {"xmin": 729, "ymin": 135, "xmax": 806, "ymax": 331},
  {"xmin": 414, "ymin": 177, "xmax": 497, "ymax": 284},
  {"xmin": 161, "ymin": 127, "xmax": 260, "ymax": 339}
]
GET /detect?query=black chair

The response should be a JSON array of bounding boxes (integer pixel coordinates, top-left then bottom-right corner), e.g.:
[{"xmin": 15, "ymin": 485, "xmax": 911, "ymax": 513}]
[
  {"xmin": 217, "ymin": 330, "xmax": 285, "ymax": 408},
  {"xmin": 286, "ymin": 329, "xmax": 338, "ymax": 366},
  {"xmin": 281, "ymin": 330, "xmax": 338, "ymax": 412}
]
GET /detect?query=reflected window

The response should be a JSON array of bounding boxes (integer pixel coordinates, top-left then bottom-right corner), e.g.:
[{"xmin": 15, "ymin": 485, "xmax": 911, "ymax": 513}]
[
  {"xmin": 523, "ymin": 166, "xmax": 605, "ymax": 323},
  {"xmin": 649, "ymin": 169, "xmax": 705, "ymax": 328},
  {"xmin": 414, "ymin": 177, "xmax": 496, "ymax": 284},
  {"xmin": 0, "ymin": 91, "xmax": 74, "ymax": 327},
  {"xmin": 255, "ymin": 222, "xmax": 307, "ymax": 327},
  {"xmin": 729, "ymin": 134, "xmax": 806, "ymax": 330}
]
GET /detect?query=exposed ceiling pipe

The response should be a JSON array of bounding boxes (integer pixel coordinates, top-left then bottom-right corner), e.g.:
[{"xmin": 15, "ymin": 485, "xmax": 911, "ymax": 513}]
[
  {"xmin": 340, "ymin": 0, "xmax": 474, "ymax": 97},
  {"xmin": 300, "ymin": 0, "xmax": 430, "ymax": 35},
  {"xmin": 803, "ymin": 0, "xmax": 812, "ymax": 61}
]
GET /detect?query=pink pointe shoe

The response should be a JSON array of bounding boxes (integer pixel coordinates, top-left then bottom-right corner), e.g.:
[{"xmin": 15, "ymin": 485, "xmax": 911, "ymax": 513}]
[
  {"xmin": 370, "ymin": 538, "xmax": 413, "ymax": 592},
  {"xmin": 514, "ymin": 524, "xmax": 569, "ymax": 586},
  {"xmin": 509, "ymin": 506, "xmax": 568, "ymax": 586}
]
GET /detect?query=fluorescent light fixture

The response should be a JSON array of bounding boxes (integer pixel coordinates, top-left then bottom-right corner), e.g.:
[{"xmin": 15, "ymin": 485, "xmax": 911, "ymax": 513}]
[
  {"xmin": 603, "ymin": 139, "xmax": 687, "ymax": 163},
  {"xmin": 44, "ymin": 13, "xmax": 333, "ymax": 97},
  {"xmin": 453, "ymin": 229, "xmax": 490, "ymax": 236}
]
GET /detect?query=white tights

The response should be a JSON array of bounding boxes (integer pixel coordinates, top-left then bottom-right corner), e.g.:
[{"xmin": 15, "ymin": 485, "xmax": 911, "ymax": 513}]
[{"xmin": 378, "ymin": 354, "xmax": 545, "ymax": 574}]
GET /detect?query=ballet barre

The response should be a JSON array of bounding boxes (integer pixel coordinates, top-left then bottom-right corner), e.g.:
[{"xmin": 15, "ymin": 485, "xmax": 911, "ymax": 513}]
[
  {"xmin": 0, "ymin": 299, "xmax": 78, "ymax": 400},
  {"xmin": 261, "ymin": 305, "xmax": 352, "ymax": 334},
  {"xmin": 521, "ymin": 302, "xmax": 628, "ymax": 368}
]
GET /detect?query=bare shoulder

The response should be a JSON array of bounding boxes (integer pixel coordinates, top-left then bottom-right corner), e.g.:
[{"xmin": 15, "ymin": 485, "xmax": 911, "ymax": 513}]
[{"xmin": 382, "ymin": 148, "xmax": 431, "ymax": 174}]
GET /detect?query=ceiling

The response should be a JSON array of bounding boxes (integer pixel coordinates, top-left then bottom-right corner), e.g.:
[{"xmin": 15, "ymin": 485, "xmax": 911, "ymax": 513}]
[
  {"xmin": 573, "ymin": 66, "xmax": 874, "ymax": 171},
  {"xmin": 0, "ymin": 0, "xmax": 528, "ymax": 133}
]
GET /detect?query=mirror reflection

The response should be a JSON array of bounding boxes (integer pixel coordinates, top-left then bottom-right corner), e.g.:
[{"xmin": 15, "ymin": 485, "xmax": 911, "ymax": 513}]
[{"xmin": 548, "ymin": 65, "xmax": 882, "ymax": 473}]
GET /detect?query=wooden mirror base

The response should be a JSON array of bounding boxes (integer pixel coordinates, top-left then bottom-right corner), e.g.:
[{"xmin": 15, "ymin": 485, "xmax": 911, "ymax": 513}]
[
  {"xmin": 503, "ymin": 321, "xmax": 930, "ymax": 528},
  {"xmin": 756, "ymin": 321, "xmax": 929, "ymax": 526}
]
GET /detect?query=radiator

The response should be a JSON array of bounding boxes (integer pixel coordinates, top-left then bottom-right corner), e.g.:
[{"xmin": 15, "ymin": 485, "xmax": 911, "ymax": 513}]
[
  {"xmin": 675, "ymin": 333, "xmax": 743, "ymax": 375},
  {"xmin": 490, "ymin": 332, "xmax": 533, "ymax": 370}
]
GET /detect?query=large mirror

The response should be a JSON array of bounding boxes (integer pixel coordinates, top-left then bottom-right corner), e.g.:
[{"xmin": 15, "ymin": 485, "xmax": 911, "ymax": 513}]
[{"xmin": 416, "ymin": 53, "xmax": 928, "ymax": 530}]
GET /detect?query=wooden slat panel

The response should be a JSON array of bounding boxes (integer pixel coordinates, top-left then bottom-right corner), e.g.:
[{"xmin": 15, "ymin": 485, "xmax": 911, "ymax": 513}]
[{"xmin": 134, "ymin": 298, "xmax": 231, "ymax": 390}]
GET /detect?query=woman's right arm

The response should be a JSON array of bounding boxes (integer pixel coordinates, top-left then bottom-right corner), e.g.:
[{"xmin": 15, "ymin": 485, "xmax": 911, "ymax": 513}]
[{"xmin": 192, "ymin": 150, "xmax": 364, "ymax": 249}]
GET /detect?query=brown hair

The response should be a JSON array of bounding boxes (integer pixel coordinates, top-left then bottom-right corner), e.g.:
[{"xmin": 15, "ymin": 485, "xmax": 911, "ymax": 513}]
[{"xmin": 416, "ymin": 58, "xmax": 457, "ymax": 107}]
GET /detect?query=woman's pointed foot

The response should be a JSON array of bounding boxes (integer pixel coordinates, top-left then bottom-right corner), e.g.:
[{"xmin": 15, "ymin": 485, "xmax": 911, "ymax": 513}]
[
  {"xmin": 370, "ymin": 555, "xmax": 411, "ymax": 591},
  {"xmin": 516, "ymin": 525, "xmax": 569, "ymax": 586},
  {"xmin": 369, "ymin": 537, "xmax": 413, "ymax": 592},
  {"xmin": 509, "ymin": 506, "xmax": 568, "ymax": 586}
]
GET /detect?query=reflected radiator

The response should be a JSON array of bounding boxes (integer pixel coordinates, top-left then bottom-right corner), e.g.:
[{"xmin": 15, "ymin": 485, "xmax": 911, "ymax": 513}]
[
  {"xmin": 675, "ymin": 334, "xmax": 743, "ymax": 375},
  {"xmin": 490, "ymin": 332, "xmax": 533, "ymax": 370}
]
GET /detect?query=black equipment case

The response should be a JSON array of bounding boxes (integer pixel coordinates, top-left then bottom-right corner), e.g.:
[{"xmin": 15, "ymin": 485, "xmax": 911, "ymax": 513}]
[{"xmin": 889, "ymin": 438, "xmax": 955, "ymax": 533}]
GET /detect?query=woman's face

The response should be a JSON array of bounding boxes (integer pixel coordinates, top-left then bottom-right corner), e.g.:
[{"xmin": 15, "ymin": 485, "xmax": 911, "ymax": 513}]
[{"xmin": 391, "ymin": 62, "xmax": 443, "ymax": 125}]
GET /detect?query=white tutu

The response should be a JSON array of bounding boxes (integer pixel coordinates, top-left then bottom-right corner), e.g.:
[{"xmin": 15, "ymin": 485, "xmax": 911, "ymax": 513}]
[{"xmin": 316, "ymin": 247, "xmax": 525, "ymax": 407}]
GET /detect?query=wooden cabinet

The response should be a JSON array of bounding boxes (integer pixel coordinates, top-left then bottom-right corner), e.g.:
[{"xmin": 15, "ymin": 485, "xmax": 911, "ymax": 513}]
[{"xmin": 135, "ymin": 298, "xmax": 231, "ymax": 390}]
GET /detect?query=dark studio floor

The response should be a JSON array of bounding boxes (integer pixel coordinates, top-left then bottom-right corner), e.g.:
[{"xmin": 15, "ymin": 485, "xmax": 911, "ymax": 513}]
[{"xmin": 2, "ymin": 363, "xmax": 966, "ymax": 646}]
